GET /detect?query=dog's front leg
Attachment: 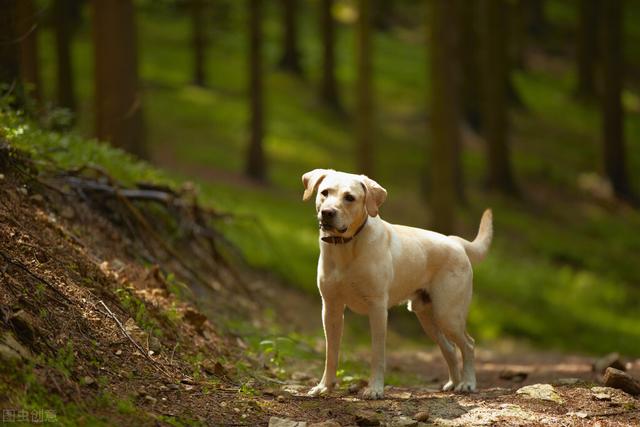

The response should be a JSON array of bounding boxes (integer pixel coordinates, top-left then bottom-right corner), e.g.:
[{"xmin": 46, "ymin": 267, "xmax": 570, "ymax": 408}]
[
  {"xmin": 362, "ymin": 303, "xmax": 387, "ymax": 399},
  {"xmin": 308, "ymin": 299, "xmax": 344, "ymax": 396}
]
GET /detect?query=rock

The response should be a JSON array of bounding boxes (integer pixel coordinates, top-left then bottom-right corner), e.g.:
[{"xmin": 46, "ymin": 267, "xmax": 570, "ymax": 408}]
[
  {"xmin": 355, "ymin": 411, "xmax": 380, "ymax": 426},
  {"xmin": 499, "ymin": 369, "xmax": 528, "ymax": 382},
  {"xmin": 413, "ymin": 411, "xmax": 430, "ymax": 422},
  {"xmin": 149, "ymin": 336, "xmax": 162, "ymax": 353},
  {"xmin": 593, "ymin": 352, "xmax": 626, "ymax": 374},
  {"xmin": 591, "ymin": 387, "xmax": 612, "ymax": 401},
  {"xmin": 389, "ymin": 416, "xmax": 418, "ymax": 427},
  {"xmin": 8, "ymin": 310, "xmax": 37, "ymax": 345},
  {"xmin": 29, "ymin": 194, "xmax": 44, "ymax": 205},
  {"xmin": 81, "ymin": 376, "xmax": 96, "ymax": 387},
  {"xmin": 603, "ymin": 367, "xmax": 640, "ymax": 396},
  {"xmin": 516, "ymin": 384, "xmax": 564, "ymax": 404},
  {"xmin": 0, "ymin": 332, "xmax": 32, "ymax": 361},
  {"xmin": 268, "ymin": 417, "xmax": 307, "ymax": 427},
  {"xmin": 276, "ymin": 394, "xmax": 287, "ymax": 402},
  {"xmin": 167, "ymin": 383, "xmax": 180, "ymax": 390},
  {"xmin": 309, "ymin": 422, "xmax": 341, "ymax": 427},
  {"xmin": 144, "ymin": 395, "xmax": 157, "ymax": 405},
  {"xmin": 348, "ymin": 379, "xmax": 368, "ymax": 394}
]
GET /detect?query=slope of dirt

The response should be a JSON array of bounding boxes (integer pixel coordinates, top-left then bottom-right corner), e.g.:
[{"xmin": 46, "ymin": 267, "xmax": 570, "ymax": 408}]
[{"xmin": 1, "ymin": 141, "xmax": 639, "ymax": 426}]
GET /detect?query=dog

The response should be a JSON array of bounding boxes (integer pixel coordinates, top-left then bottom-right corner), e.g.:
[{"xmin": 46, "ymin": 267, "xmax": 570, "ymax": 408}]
[{"xmin": 302, "ymin": 169, "xmax": 492, "ymax": 399}]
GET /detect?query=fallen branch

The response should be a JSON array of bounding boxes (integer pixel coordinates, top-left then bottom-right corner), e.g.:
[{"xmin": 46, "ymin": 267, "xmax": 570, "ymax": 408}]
[
  {"xmin": 0, "ymin": 249, "xmax": 73, "ymax": 305},
  {"xmin": 97, "ymin": 300, "xmax": 171, "ymax": 377}
]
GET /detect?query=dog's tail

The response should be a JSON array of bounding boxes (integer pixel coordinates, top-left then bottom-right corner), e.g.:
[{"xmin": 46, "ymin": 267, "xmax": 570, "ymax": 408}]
[{"xmin": 449, "ymin": 209, "xmax": 493, "ymax": 264}]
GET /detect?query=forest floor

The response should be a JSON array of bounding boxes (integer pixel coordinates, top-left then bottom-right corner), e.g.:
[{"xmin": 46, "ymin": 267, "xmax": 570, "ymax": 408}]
[{"xmin": 1, "ymin": 139, "xmax": 640, "ymax": 426}]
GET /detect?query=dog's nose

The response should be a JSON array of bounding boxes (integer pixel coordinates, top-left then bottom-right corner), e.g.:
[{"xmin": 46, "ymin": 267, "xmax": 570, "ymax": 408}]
[{"xmin": 321, "ymin": 209, "xmax": 336, "ymax": 220}]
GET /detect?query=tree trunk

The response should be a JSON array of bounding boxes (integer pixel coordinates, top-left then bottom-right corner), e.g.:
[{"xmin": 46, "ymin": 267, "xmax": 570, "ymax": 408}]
[
  {"xmin": 480, "ymin": 0, "xmax": 517, "ymax": 194},
  {"xmin": 278, "ymin": 0, "xmax": 303, "ymax": 75},
  {"xmin": 600, "ymin": 0, "xmax": 631, "ymax": 199},
  {"xmin": 576, "ymin": 0, "xmax": 598, "ymax": 99},
  {"xmin": 355, "ymin": 0, "xmax": 373, "ymax": 176},
  {"xmin": 54, "ymin": 0, "xmax": 76, "ymax": 112},
  {"xmin": 457, "ymin": 0, "xmax": 481, "ymax": 131},
  {"xmin": 16, "ymin": 0, "xmax": 41, "ymax": 104},
  {"xmin": 525, "ymin": 0, "xmax": 546, "ymax": 37},
  {"xmin": 373, "ymin": 0, "xmax": 393, "ymax": 32},
  {"xmin": 429, "ymin": 0, "xmax": 461, "ymax": 234},
  {"xmin": 0, "ymin": 0, "xmax": 20, "ymax": 93},
  {"xmin": 190, "ymin": 0, "xmax": 207, "ymax": 86},
  {"xmin": 246, "ymin": 0, "xmax": 266, "ymax": 182},
  {"xmin": 319, "ymin": 0, "xmax": 341, "ymax": 110},
  {"xmin": 91, "ymin": 0, "xmax": 146, "ymax": 158}
]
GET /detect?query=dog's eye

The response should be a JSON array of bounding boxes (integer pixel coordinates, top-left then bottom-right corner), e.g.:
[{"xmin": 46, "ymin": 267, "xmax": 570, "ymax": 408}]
[
  {"xmin": 344, "ymin": 194, "xmax": 355, "ymax": 202},
  {"xmin": 320, "ymin": 190, "xmax": 329, "ymax": 197}
]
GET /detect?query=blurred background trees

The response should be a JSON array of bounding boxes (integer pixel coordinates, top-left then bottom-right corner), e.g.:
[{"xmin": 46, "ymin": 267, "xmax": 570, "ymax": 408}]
[
  {"xmin": 1, "ymin": 0, "xmax": 639, "ymax": 356},
  {"xmin": 0, "ymin": 0, "xmax": 637, "ymax": 216}
]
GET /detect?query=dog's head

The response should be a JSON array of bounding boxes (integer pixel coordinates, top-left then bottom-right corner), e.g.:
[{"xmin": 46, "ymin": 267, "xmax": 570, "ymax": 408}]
[{"xmin": 302, "ymin": 169, "xmax": 387, "ymax": 236}]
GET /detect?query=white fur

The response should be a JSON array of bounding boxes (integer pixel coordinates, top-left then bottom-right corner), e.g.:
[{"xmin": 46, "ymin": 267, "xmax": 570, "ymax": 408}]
[{"xmin": 302, "ymin": 169, "xmax": 493, "ymax": 399}]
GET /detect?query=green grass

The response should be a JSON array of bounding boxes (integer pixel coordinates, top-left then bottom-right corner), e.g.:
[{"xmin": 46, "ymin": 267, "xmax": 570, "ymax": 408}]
[{"xmin": 9, "ymin": 1, "xmax": 640, "ymax": 356}]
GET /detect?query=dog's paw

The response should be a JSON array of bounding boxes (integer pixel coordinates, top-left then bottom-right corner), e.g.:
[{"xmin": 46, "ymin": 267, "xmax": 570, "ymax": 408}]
[
  {"xmin": 361, "ymin": 386, "xmax": 384, "ymax": 400},
  {"xmin": 454, "ymin": 381, "xmax": 476, "ymax": 393},
  {"xmin": 307, "ymin": 383, "xmax": 332, "ymax": 397},
  {"xmin": 442, "ymin": 380, "xmax": 456, "ymax": 391}
]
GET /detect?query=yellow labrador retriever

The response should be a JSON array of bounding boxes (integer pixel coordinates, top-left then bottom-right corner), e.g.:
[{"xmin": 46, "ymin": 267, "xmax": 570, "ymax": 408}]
[{"xmin": 302, "ymin": 169, "xmax": 492, "ymax": 399}]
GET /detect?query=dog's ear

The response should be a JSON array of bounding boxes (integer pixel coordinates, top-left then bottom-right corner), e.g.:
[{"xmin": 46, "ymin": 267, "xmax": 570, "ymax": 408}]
[
  {"xmin": 302, "ymin": 169, "xmax": 329, "ymax": 201},
  {"xmin": 361, "ymin": 175, "xmax": 387, "ymax": 217}
]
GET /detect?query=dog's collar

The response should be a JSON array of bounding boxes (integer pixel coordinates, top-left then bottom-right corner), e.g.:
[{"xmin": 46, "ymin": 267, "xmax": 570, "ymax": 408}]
[{"xmin": 321, "ymin": 217, "xmax": 368, "ymax": 245}]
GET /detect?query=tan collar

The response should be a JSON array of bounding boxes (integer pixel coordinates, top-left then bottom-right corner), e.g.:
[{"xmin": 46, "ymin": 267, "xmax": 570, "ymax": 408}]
[{"xmin": 321, "ymin": 217, "xmax": 368, "ymax": 245}]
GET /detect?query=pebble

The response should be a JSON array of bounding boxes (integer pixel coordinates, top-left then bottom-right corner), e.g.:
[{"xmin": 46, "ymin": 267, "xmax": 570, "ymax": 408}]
[{"xmin": 414, "ymin": 411, "xmax": 430, "ymax": 422}]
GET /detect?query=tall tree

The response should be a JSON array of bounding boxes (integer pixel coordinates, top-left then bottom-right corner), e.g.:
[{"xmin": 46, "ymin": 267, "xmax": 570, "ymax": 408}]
[
  {"xmin": 92, "ymin": 0, "xmax": 146, "ymax": 157},
  {"xmin": 373, "ymin": 0, "xmax": 393, "ymax": 32},
  {"xmin": 54, "ymin": 0, "xmax": 76, "ymax": 112},
  {"xmin": 480, "ymin": 0, "xmax": 517, "ymax": 194},
  {"xmin": 429, "ymin": 0, "xmax": 461, "ymax": 234},
  {"xmin": 600, "ymin": 0, "xmax": 631, "ymax": 199},
  {"xmin": 355, "ymin": 0, "xmax": 373, "ymax": 176},
  {"xmin": 278, "ymin": 0, "xmax": 303, "ymax": 75},
  {"xmin": 319, "ymin": 0, "xmax": 341, "ymax": 110},
  {"xmin": 16, "ymin": 0, "xmax": 41, "ymax": 103},
  {"xmin": 246, "ymin": 0, "xmax": 266, "ymax": 181},
  {"xmin": 457, "ymin": 0, "xmax": 481, "ymax": 131},
  {"xmin": 190, "ymin": 0, "xmax": 208, "ymax": 86},
  {"xmin": 575, "ymin": 0, "xmax": 598, "ymax": 99},
  {"xmin": 0, "ymin": 0, "xmax": 20, "ymax": 93}
]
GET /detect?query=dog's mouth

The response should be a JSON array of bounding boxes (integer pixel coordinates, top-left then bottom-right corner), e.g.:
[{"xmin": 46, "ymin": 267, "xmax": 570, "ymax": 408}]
[{"xmin": 319, "ymin": 222, "xmax": 348, "ymax": 233}]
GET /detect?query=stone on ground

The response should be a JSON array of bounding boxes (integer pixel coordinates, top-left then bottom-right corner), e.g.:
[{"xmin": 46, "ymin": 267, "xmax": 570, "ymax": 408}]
[{"xmin": 516, "ymin": 383, "xmax": 564, "ymax": 403}]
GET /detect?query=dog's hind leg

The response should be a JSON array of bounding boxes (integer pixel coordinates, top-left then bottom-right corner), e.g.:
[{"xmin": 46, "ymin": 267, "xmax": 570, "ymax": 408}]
[
  {"xmin": 430, "ymin": 276, "xmax": 477, "ymax": 393},
  {"xmin": 408, "ymin": 293, "xmax": 460, "ymax": 391}
]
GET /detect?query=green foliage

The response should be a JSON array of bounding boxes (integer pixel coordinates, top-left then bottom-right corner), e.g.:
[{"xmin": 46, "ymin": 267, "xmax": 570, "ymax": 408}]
[{"xmin": 6, "ymin": 0, "xmax": 640, "ymax": 359}]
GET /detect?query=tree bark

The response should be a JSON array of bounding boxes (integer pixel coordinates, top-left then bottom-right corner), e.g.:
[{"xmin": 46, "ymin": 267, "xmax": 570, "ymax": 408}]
[
  {"xmin": 457, "ymin": 0, "xmax": 481, "ymax": 131},
  {"xmin": 373, "ymin": 0, "xmax": 393, "ymax": 32},
  {"xmin": 575, "ymin": 0, "xmax": 598, "ymax": 99},
  {"xmin": 0, "ymin": 0, "xmax": 20, "ymax": 93},
  {"xmin": 278, "ymin": 0, "xmax": 303, "ymax": 75},
  {"xmin": 190, "ymin": 0, "xmax": 207, "ymax": 86},
  {"xmin": 54, "ymin": 0, "xmax": 76, "ymax": 112},
  {"xmin": 600, "ymin": 0, "xmax": 631, "ymax": 199},
  {"xmin": 16, "ymin": 0, "xmax": 41, "ymax": 103},
  {"xmin": 355, "ymin": 0, "xmax": 374, "ymax": 176},
  {"xmin": 91, "ymin": 0, "xmax": 146, "ymax": 158},
  {"xmin": 246, "ymin": 0, "xmax": 266, "ymax": 182},
  {"xmin": 319, "ymin": 0, "xmax": 341, "ymax": 110},
  {"xmin": 429, "ymin": 0, "xmax": 461, "ymax": 234},
  {"xmin": 480, "ymin": 0, "xmax": 517, "ymax": 194}
]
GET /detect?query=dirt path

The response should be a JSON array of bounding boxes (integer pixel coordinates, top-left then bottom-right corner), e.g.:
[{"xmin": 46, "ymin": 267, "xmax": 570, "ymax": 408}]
[{"xmin": 256, "ymin": 346, "xmax": 640, "ymax": 426}]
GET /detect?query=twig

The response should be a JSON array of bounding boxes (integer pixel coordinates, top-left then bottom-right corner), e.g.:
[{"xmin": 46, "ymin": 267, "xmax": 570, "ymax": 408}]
[
  {"xmin": 97, "ymin": 300, "xmax": 171, "ymax": 377},
  {"xmin": 0, "ymin": 249, "xmax": 72, "ymax": 305}
]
